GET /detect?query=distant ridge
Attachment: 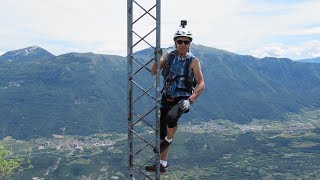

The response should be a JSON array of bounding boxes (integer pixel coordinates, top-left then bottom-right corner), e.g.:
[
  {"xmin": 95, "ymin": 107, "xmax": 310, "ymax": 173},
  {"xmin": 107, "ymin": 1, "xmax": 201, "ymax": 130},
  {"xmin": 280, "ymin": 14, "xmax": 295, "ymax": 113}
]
[
  {"xmin": 0, "ymin": 46, "xmax": 55, "ymax": 61},
  {"xmin": 297, "ymin": 57, "xmax": 320, "ymax": 63}
]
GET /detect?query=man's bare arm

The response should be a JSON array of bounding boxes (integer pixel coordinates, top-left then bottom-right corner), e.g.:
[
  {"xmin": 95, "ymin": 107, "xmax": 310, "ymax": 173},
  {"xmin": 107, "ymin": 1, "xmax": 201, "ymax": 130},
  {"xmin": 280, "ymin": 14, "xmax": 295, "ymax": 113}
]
[
  {"xmin": 188, "ymin": 58, "xmax": 205, "ymax": 103},
  {"xmin": 151, "ymin": 52, "xmax": 168, "ymax": 75}
]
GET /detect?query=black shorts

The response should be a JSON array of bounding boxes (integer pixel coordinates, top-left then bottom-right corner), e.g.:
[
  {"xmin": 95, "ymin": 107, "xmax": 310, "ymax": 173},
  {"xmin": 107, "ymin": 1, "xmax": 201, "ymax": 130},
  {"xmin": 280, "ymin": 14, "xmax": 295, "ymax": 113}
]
[{"xmin": 160, "ymin": 96, "xmax": 189, "ymax": 140}]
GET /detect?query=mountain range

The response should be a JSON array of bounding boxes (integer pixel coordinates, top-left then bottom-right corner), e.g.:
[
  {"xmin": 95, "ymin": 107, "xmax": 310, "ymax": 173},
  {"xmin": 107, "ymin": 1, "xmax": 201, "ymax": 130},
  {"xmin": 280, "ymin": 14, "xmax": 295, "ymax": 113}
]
[
  {"xmin": 0, "ymin": 45, "xmax": 320, "ymax": 139},
  {"xmin": 297, "ymin": 57, "xmax": 320, "ymax": 63},
  {"xmin": 0, "ymin": 46, "xmax": 55, "ymax": 61}
]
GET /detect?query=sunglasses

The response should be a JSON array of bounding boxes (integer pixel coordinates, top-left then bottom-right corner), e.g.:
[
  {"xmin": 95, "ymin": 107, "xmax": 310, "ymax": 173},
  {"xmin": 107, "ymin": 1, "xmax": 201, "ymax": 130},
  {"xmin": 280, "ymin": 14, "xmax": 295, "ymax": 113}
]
[{"xmin": 176, "ymin": 40, "xmax": 191, "ymax": 45}]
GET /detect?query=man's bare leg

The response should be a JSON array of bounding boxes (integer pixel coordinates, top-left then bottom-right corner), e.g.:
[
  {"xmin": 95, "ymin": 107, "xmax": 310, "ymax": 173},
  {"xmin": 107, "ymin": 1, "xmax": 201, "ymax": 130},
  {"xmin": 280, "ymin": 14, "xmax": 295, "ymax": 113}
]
[
  {"xmin": 160, "ymin": 126, "xmax": 177, "ymax": 161},
  {"xmin": 166, "ymin": 126, "xmax": 177, "ymax": 139}
]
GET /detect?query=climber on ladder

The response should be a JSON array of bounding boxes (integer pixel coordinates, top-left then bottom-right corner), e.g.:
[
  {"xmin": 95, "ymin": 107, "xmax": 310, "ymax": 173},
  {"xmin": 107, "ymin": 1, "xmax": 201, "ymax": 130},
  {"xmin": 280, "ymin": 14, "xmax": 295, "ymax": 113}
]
[{"xmin": 145, "ymin": 20, "xmax": 205, "ymax": 174}]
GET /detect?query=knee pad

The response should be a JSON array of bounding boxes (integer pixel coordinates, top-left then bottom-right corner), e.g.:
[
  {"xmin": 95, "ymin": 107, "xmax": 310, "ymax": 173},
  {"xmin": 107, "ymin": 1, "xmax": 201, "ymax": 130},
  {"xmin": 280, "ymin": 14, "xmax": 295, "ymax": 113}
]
[
  {"xmin": 160, "ymin": 127, "xmax": 167, "ymax": 140},
  {"xmin": 167, "ymin": 104, "xmax": 182, "ymax": 128},
  {"xmin": 167, "ymin": 116, "xmax": 177, "ymax": 128}
]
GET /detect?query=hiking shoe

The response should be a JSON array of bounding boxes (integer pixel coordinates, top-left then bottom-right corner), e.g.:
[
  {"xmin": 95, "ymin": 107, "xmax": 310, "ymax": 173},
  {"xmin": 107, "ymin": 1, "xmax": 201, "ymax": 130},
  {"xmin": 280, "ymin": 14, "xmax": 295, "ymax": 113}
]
[
  {"xmin": 145, "ymin": 163, "xmax": 168, "ymax": 174},
  {"xmin": 153, "ymin": 140, "xmax": 172, "ymax": 153}
]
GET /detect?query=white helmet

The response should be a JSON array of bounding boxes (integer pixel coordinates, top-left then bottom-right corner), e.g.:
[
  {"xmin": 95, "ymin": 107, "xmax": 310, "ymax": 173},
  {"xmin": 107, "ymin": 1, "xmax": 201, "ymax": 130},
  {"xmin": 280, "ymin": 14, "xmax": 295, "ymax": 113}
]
[
  {"xmin": 173, "ymin": 28, "xmax": 193, "ymax": 41},
  {"xmin": 173, "ymin": 20, "xmax": 193, "ymax": 41}
]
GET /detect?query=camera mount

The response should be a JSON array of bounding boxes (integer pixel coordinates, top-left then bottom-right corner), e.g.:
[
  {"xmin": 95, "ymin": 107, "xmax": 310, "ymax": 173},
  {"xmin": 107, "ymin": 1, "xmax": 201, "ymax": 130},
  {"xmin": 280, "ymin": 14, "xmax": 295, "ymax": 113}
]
[{"xmin": 180, "ymin": 20, "xmax": 187, "ymax": 28}]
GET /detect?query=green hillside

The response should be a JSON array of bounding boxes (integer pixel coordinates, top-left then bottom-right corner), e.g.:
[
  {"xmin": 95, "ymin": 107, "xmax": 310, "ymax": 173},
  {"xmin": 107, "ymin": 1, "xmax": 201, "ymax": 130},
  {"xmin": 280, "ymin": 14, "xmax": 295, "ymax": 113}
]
[
  {"xmin": 1, "ymin": 45, "xmax": 320, "ymax": 139},
  {"xmin": 191, "ymin": 44, "xmax": 320, "ymax": 123},
  {"xmin": 0, "ymin": 49, "xmax": 127, "ymax": 139}
]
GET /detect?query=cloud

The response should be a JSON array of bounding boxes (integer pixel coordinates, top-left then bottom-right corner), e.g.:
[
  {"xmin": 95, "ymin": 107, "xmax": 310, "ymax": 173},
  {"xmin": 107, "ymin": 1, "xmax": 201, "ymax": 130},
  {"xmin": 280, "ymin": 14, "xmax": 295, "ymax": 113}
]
[
  {"xmin": 0, "ymin": 0, "xmax": 320, "ymax": 59},
  {"xmin": 247, "ymin": 40, "xmax": 320, "ymax": 60},
  {"xmin": 194, "ymin": 0, "xmax": 320, "ymax": 59},
  {"xmin": 286, "ymin": 26, "xmax": 320, "ymax": 36},
  {"xmin": 0, "ymin": 0, "xmax": 127, "ymax": 55}
]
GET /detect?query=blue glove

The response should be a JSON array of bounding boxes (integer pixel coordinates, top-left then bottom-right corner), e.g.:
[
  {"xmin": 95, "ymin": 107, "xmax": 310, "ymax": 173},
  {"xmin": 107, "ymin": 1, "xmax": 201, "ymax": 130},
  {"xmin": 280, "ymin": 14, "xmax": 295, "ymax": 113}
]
[{"xmin": 178, "ymin": 99, "xmax": 191, "ymax": 112}]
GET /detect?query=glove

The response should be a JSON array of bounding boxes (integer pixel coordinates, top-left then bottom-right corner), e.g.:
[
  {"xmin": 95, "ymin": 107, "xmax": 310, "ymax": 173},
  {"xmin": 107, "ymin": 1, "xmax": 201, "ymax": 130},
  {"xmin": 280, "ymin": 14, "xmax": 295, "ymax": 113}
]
[{"xmin": 178, "ymin": 99, "xmax": 191, "ymax": 112}]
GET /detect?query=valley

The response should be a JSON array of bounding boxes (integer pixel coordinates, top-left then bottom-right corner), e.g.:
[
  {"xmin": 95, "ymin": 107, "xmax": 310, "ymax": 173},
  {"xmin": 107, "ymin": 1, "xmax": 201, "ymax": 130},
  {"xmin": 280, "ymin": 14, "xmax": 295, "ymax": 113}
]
[{"xmin": 1, "ymin": 109, "xmax": 320, "ymax": 179}]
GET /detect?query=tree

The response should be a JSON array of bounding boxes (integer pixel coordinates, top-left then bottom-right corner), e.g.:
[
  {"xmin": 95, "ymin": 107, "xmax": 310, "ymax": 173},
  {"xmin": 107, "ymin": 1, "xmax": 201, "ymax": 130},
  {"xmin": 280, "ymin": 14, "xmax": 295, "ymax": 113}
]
[{"xmin": 0, "ymin": 145, "xmax": 33, "ymax": 177}]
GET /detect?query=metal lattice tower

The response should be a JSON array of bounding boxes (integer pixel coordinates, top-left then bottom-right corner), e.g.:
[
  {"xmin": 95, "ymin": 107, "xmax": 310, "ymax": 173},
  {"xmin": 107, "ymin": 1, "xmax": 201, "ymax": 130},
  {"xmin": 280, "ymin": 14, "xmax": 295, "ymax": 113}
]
[{"xmin": 127, "ymin": 0, "xmax": 161, "ymax": 179}]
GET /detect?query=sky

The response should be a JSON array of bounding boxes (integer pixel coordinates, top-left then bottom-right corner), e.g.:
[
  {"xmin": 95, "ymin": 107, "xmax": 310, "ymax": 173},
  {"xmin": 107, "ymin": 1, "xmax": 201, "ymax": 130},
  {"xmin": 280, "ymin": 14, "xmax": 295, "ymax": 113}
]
[{"xmin": 0, "ymin": 0, "xmax": 320, "ymax": 60}]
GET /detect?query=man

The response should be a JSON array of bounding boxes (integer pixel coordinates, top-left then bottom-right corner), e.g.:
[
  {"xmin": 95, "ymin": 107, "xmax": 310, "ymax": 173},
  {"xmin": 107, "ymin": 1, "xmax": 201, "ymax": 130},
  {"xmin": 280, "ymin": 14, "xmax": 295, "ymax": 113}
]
[{"xmin": 145, "ymin": 20, "xmax": 205, "ymax": 174}]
